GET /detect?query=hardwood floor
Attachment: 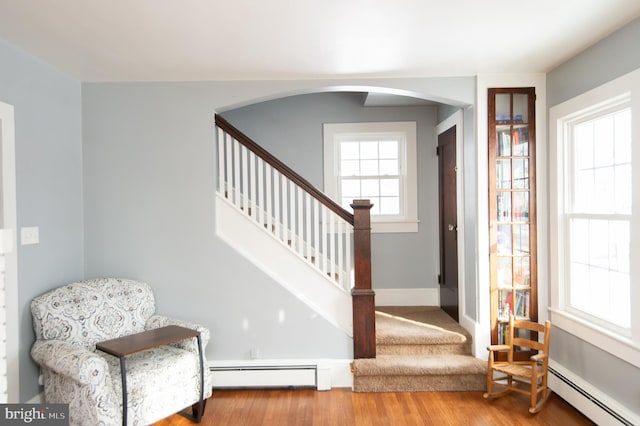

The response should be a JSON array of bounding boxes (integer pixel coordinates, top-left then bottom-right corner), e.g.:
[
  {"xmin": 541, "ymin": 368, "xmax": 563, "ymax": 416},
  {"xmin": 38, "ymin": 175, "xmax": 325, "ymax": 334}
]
[{"xmin": 153, "ymin": 388, "xmax": 595, "ymax": 426}]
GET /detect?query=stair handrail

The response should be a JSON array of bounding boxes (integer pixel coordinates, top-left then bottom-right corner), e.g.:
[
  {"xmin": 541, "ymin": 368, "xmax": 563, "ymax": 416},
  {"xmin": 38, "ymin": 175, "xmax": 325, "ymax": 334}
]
[{"xmin": 215, "ymin": 114, "xmax": 353, "ymax": 225}]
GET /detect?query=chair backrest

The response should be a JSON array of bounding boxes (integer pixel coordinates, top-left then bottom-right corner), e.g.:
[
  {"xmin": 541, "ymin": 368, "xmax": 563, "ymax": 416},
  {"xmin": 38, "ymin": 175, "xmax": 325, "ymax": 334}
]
[
  {"xmin": 31, "ymin": 278, "xmax": 156, "ymax": 351},
  {"xmin": 507, "ymin": 314, "xmax": 551, "ymax": 361}
]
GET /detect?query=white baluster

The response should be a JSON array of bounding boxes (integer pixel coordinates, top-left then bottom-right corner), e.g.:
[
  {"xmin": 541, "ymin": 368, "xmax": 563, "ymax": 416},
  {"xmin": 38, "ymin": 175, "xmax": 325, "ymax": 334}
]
[
  {"xmin": 329, "ymin": 211, "xmax": 336, "ymax": 282},
  {"xmin": 265, "ymin": 163, "xmax": 272, "ymax": 233},
  {"xmin": 249, "ymin": 151, "xmax": 257, "ymax": 220},
  {"xmin": 273, "ymin": 170, "xmax": 281, "ymax": 239},
  {"xmin": 297, "ymin": 186, "xmax": 303, "ymax": 257},
  {"xmin": 241, "ymin": 145, "xmax": 248, "ymax": 213},
  {"xmin": 225, "ymin": 134, "xmax": 233, "ymax": 200},
  {"xmin": 313, "ymin": 199, "xmax": 319, "ymax": 267},
  {"xmin": 217, "ymin": 128, "xmax": 224, "ymax": 195},
  {"xmin": 233, "ymin": 139, "xmax": 240, "ymax": 205}
]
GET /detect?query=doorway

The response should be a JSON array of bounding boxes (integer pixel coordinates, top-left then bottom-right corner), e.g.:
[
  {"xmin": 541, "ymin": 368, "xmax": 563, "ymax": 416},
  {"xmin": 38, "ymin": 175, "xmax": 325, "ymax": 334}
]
[{"xmin": 438, "ymin": 125, "xmax": 459, "ymax": 321}]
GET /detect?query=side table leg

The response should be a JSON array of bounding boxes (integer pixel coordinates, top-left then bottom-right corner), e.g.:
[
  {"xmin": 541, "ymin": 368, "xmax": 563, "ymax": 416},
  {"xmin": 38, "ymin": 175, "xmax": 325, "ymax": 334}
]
[
  {"xmin": 196, "ymin": 334, "xmax": 204, "ymax": 422},
  {"xmin": 120, "ymin": 357, "xmax": 128, "ymax": 426}
]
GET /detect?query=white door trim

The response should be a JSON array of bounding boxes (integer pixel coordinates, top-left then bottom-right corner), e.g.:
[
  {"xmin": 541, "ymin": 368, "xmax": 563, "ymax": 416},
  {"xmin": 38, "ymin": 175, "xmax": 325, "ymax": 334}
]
[{"xmin": 0, "ymin": 100, "xmax": 19, "ymax": 402}]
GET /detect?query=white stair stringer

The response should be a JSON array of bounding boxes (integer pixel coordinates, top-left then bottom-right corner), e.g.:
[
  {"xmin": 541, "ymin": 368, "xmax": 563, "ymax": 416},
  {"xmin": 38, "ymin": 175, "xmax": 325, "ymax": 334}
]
[{"xmin": 216, "ymin": 194, "xmax": 353, "ymax": 337}]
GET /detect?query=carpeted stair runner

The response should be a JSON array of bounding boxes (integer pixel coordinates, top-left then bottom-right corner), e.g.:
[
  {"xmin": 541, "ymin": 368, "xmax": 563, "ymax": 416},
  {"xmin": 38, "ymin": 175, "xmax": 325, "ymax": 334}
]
[{"xmin": 352, "ymin": 306, "xmax": 487, "ymax": 392}]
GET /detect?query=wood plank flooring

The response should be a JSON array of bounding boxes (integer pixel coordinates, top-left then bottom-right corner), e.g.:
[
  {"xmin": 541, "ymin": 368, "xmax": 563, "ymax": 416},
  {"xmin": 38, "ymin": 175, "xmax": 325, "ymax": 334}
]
[{"xmin": 153, "ymin": 388, "xmax": 595, "ymax": 426}]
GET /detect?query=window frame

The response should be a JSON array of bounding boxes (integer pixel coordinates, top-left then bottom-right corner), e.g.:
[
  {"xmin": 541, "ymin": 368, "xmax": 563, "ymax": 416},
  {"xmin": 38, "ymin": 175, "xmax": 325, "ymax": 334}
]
[
  {"xmin": 323, "ymin": 121, "xmax": 419, "ymax": 233},
  {"xmin": 549, "ymin": 68, "xmax": 640, "ymax": 368}
]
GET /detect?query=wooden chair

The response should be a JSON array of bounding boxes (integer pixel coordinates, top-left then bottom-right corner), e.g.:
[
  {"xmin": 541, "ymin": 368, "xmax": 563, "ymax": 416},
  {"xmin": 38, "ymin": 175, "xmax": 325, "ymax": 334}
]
[{"xmin": 483, "ymin": 314, "xmax": 551, "ymax": 414}]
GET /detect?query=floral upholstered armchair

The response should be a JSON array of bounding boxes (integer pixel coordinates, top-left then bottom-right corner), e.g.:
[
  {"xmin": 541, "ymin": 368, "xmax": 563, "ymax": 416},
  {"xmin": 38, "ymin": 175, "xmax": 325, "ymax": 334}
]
[{"xmin": 31, "ymin": 278, "xmax": 213, "ymax": 426}]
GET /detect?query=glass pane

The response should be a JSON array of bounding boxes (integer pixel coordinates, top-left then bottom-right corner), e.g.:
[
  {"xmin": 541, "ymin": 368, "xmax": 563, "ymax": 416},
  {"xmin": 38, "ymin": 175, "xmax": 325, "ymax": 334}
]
[
  {"xmin": 512, "ymin": 126, "xmax": 529, "ymax": 156},
  {"xmin": 497, "ymin": 126, "xmax": 511, "ymax": 156},
  {"xmin": 513, "ymin": 94, "xmax": 528, "ymax": 124},
  {"xmin": 341, "ymin": 159, "xmax": 360, "ymax": 176},
  {"xmin": 574, "ymin": 122, "xmax": 594, "ymax": 170},
  {"xmin": 341, "ymin": 179, "xmax": 361, "ymax": 197},
  {"xmin": 569, "ymin": 262, "xmax": 589, "ymax": 309},
  {"xmin": 379, "ymin": 141, "xmax": 398, "ymax": 159},
  {"xmin": 512, "ymin": 159, "xmax": 529, "ymax": 189},
  {"xmin": 496, "ymin": 159, "xmax": 511, "ymax": 189},
  {"xmin": 515, "ymin": 290, "xmax": 530, "ymax": 318},
  {"xmin": 512, "ymin": 192, "xmax": 529, "ymax": 222},
  {"xmin": 360, "ymin": 159, "xmax": 378, "ymax": 176},
  {"xmin": 514, "ymin": 224, "xmax": 529, "ymax": 255},
  {"xmin": 614, "ymin": 109, "xmax": 631, "ymax": 164},
  {"xmin": 499, "ymin": 289, "xmax": 514, "ymax": 319},
  {"xmin": 610, "ymin": 220, "xmax": 630, "ymax": 273},
  {"xmin": 498, "ymin": 321, "xmax": 508, "ymax": 345},
  {"xmin": 594, "ymin": 115, "xmax": 614, "ymax": 168},
  {"xmin": 379, "ymin": 197, "xmax": 399, "ymax": 215},
  {"xmin": 514, "ymin": 256, "xmax": 530, "ymax": 287},
  {"xmin": 361, "ymin": 179, "xmax": 379, "ymax": 197},
  {"xmin": 615, "ymin": 164, "xmax": 631, "ymax": 214},
  {"xmin": 497, "ymin": 224, "xmax": 512, "ymax": 254},
  {"xmin": 496, "ymin": 192, "xmax": 511, "ymax": 222},
  {"xmin": 369, "ymin": 198, "xmax": 380, "ymax": 215},
  {"xmin": 589, "ymin": 219, "xmax": 609, "ymax": 269},
  {"xmin": 380, "ymin": 178, "xmax": 399, "ymax": 196},
  {"xmin": 497, "ymin": 257, "xmax": 512, "ymax": 289},
  {"xmin": 574, "ymin": 169, "xmax": 594, "ymax": 213},
  {"xmin": 593, "ymin": 166, "xmax": 614, "ymax": 213},
  {"xmin": 379, "ymin": 159, "xmax": 398, "ymax": 175},
  {"xmin": 570, "ymin": 218, "xmax": 589, "ymax": 264},
  {"xmin": 341, "ymin": 142, "xmax": 360, "ymax": 160},
  {"xmin": 610, "ymin": 271, "xmax": 631, "ymax": 327},
  {"xmin": 360, "ymin": 141, "xmax": 378, "ymax": 159},
  {"xmin": 495, "ymin": 94, "xmax": 511, "ymax": 123}
]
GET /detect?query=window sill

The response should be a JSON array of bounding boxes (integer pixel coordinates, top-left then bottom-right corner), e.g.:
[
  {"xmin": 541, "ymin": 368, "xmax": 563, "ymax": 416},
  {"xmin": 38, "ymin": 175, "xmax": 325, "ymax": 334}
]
[
  {"xmin": 371, "ymin": 220, "xmax": 419, "ymax": 233},
  {"xmin": 548, "ymin": 308, "xmax": 640, "ymax": 368}
]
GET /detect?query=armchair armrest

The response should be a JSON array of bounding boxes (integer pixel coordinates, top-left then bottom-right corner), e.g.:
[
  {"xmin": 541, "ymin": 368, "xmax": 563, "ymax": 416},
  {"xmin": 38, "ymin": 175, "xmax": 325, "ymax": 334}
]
[
  {"xmin": 486, "ymin": 344, "xmax": 510, "ymax": 352},
  {"xmin": 531, "ymin": 352, "xmax": 547, "ymax": 363},
  {"xmin": 145, "ymin": 315, "xmax": 211, "ymax": 350},
  {"xmin": 31, "ymin": 340, "xmax": 111, "ymax": 387}
]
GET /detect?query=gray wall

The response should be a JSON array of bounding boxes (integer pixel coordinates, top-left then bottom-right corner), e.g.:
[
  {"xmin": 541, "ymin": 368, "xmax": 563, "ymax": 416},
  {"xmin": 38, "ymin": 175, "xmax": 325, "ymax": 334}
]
[
  {"xmin": 221, "ymin": 92, "xmax": 439, "ymax": 290},
  {"xmin": 81, "ymin": 83, "xmax": 354, "ymax": 369},
  {"xmin": 0, "ymin": 39, "xmax": 84, "ymax": 402},
  {"xmin": 546, "ymin": 16, "xmax": 640, "ymax": 413}
]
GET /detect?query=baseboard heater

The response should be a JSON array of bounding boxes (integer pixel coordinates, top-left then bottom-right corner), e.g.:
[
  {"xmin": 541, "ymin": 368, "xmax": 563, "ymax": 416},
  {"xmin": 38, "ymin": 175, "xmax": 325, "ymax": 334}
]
[
  {"xmin": 548, "ymin": 365, "xmax": 636, "ymax": 426},
  {"xmin": 210, "ymin": 365, "xmax": 317, "ymax": 389}
]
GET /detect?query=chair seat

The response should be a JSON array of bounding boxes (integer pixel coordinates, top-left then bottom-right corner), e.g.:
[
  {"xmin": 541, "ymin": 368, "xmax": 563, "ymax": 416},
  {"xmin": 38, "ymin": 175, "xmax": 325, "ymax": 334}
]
[
  {"xmin": 492, "ymin": 362, "xmax": 535, "ymax": 379},
  {"xmin": 100, "ymin": 344, "xmax": 203, "ymax": 424}
]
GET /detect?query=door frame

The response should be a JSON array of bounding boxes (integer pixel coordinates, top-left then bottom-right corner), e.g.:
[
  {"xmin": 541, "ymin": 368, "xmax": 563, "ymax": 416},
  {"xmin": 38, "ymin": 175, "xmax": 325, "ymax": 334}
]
[
  {"xmin": 0, "ymin": 100, "xmax": 18, "ymax": 402},
  {"xmin": 435, "ymin": 110, "xmax": 465, "ymax": 325}
]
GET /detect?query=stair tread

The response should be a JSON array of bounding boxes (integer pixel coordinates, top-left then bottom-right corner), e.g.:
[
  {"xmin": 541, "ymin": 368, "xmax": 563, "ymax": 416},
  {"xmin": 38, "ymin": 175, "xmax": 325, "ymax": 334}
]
[
  {"xmin": 353, "ymin": 354, "xmax": 486, "ymax": 376},
  {"xmin": 375, "ymin": 307, "xmax": 471, "ymax": 346}
]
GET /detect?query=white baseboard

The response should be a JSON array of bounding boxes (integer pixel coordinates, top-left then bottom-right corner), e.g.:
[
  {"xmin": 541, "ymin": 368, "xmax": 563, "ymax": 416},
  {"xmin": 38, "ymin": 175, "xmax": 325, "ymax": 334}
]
[
  {"xmin": 209, "ymin": 359, "xmax": 353, "ymax": 391},
  {"xmin": 548, "ymin": 360, "xmax": 639, "ymax": 426},
  {"xmin": 374, "ymin": 288, "xmax": 439, "ymax": 306}
]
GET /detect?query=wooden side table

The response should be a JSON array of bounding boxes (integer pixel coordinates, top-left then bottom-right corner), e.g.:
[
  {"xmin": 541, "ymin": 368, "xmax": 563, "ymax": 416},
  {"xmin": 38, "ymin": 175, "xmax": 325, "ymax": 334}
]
[{"xmin": 96, "ymin": 325, "xmax": 205, "ymax": 425}]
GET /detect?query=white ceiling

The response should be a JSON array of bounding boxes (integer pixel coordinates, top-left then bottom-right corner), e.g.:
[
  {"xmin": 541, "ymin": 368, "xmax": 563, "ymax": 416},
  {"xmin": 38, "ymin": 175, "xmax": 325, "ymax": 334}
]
[{"xmin": 0, "ymin": 0, "xmax": 639, "ymax": 82}]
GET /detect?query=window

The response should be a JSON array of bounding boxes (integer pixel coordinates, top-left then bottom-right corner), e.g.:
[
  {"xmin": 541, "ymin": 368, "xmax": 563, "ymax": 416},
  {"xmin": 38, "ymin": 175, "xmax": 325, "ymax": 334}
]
[
  {"xmin": 566, "ymin": 106, "xmax": 631, "ymax": 332},
  {"xmin": 550, "ymin": 68, "xmax": 640, "ymax": 367},
  {"xmin": 323, "ymin": 122, "xmax": 418, "ymax": 233}
]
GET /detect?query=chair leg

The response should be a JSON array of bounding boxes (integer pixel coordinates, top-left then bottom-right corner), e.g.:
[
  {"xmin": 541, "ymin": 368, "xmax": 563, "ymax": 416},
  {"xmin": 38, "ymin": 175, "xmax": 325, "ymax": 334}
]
[{"xmin": 192, "ymin": 399, "xmax": 207, "ymax": 422}]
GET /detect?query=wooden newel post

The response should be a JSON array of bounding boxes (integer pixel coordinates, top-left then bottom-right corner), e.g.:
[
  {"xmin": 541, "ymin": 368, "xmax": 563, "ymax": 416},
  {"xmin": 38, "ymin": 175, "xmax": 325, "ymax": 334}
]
[{"xmin": 351, "ymin": 199, "xmax": 376, "ymax": 359}]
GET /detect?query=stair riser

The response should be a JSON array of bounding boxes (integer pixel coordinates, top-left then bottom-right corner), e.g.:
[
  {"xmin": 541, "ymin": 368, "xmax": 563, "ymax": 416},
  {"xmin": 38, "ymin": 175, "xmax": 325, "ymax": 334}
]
[
  {"xmin": 354, "ymin": 374, "xmax": 487, "ymax": 392},
  {"xmin": 377, "ymin": 344, "xmax": 470, "ymax": 356}
]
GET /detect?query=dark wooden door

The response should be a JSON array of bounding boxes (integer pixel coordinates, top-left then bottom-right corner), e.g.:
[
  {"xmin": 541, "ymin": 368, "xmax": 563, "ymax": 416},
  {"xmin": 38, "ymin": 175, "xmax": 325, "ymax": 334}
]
[{"xmin": 438, "ymin": 126, "xmax": 458, "ymax": 321}]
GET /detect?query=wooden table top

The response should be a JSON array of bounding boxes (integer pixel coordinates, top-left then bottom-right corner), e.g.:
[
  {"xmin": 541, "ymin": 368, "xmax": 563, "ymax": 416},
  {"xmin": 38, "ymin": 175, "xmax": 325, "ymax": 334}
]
[{"xmin": 96, "ymin": 325, "xmax": 200, "ymax": 357}]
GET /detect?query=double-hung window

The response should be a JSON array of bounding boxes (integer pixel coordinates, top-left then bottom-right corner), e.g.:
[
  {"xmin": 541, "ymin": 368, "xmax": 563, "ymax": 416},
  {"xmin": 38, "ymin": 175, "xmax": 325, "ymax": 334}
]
[
  {"xmin": 550, "ymin": 68, "xmax": 640, "ymax": 367},
  {"xmin": 323, "ymin": 122, "xmax": 418, "ymax": 233}
]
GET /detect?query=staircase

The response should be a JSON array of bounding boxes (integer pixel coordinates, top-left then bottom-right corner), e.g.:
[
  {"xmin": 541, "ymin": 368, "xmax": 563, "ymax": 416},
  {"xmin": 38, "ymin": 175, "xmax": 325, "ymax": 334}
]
[{"xmin": 352, "ymin": 307, "xmax": 487, "ymax": 392}]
